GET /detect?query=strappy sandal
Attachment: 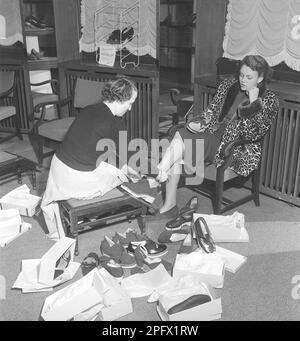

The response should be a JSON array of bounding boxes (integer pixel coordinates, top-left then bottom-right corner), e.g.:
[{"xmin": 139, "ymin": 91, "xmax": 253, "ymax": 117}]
[
  {"xmin": 179, "ymin": 196, "xmax": 199, "ymax": 216},
  {"xmin": 194, "ymin": 217, "xmax": 216, "ymax": 253},
  {"xmin": 81, "ymin": 252, "xmax": 100, "ymax": 276}
]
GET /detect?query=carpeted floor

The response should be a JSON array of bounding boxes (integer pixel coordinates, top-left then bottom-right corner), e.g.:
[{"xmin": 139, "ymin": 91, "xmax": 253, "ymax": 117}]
[{"xmin": 1, "ymin": 136, "xmax": 300, "ymax": 321}]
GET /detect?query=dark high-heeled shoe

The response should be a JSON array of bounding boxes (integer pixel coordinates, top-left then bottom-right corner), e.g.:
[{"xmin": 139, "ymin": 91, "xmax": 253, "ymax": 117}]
[
  {"xmin": 180, "ymin": 196, "xmax": 199, "ymax": 216},
  {"xmin": 194, "ymin": 217, "xmax": 216, "ymax": 253},
  {"xmin": 165, "ymin": 213, "xmax": 193, "ymax": 231}
]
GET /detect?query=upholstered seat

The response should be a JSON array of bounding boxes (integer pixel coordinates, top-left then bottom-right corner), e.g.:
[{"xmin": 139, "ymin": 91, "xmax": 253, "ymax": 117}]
[
  {"xmin": 38, "ymin": 117, "xmax": 75, "ymax": 141},
  {"xmin": 32, "ymin": 78, "xmax": 105, "ymax": 165}
]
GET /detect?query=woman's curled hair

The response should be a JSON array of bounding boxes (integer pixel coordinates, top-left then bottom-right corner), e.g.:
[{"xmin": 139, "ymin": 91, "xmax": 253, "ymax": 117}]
[{"xmin": 102, "ymin": 77, "xmax": 137, "ymax": 103}]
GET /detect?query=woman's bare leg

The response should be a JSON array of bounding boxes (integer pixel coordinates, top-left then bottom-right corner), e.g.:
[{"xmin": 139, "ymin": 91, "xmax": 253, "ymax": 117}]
[{"xmin": 159, "ymin": 162, "xmax": 182, "ymax": 213}]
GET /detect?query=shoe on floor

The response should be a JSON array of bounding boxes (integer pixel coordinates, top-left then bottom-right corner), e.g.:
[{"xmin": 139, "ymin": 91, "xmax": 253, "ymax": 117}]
[
  {"xmin": 80, "ymin": 252, "xmax": 99, "ymax": 277},
  {"xmin": 100, "ymin": 236, "xmax": 136, "ymax": 268},
  {"xmin": 147, "ymin": 205, "xmax": 179, "ymax": 222},
  {"xmin": 165, "ymin": 215, "xmax": 192, "ymax": 231},
  {"xmin": 98, "ymin": 256, "xmax": 124, "ymax": 280}
]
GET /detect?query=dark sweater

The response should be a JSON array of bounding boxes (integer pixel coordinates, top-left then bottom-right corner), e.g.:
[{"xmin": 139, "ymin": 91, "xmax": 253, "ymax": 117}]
[{"xmin": 56, "ymin": 103, "xmax": 127, "ymax": 171}]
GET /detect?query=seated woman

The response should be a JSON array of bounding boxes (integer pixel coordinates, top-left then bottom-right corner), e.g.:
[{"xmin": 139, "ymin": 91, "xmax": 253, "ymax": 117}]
[
  {"xmin": 41, "ymin": 77, "xmax": 138, "ymax": 240},
  {"xmin": 154, "ymin": 55, "xmax": 280, "ymax": 219}
]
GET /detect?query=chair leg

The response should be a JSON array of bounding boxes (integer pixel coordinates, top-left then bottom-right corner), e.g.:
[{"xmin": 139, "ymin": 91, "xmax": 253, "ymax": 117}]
[
  {"xmin": 214, "ymin": 166, "xmax": 225, "ymax": 214},
  {"xmin": 37, "ymin": 136, "xmax": 44, "ymax": 167},
  {"xmin": 14, "ymin": 111, "xmax": 23, "ymax": 141},
  {"xmin": 253, "ymin": 166, "xmax": 261, "ymax": 207}
]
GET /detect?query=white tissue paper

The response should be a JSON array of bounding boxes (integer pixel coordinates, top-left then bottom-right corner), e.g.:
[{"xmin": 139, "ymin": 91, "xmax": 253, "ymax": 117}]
[
  {"xmin": 0, "ymin": 209, "xmax": 32, "ymax": 247},
  {"xmin": 193, "ymin": 212, "xmax": 249, "ymax": 242},
  {"xmin": 121, "ymin": 264, "xmax": 175, "ymax": 299},
  {"xmin": 173, "ymin": 250, "xmax": 225, "ymax": 288},
  {"xmin": 0, "ymin": 184, "xmax": 41, "ymax": 217}
]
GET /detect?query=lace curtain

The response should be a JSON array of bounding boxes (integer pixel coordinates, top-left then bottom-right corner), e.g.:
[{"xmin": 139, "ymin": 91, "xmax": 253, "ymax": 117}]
[
  {"xmin": 223, "ymin": 0, "xmax": 300, "ymax": 71},
  {"xmin": 79, "ymin": 0, "xmax": 157, "ymax": 58},
  {"xmin": 0, "ymin": 0, "xmax": 23, "ymax": 46}
]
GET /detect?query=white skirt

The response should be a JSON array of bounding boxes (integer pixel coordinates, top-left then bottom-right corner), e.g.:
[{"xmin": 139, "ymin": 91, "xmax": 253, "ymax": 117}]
[{"xmin": 41, "ymin": 155, "xmax": 126, "ymax": 240}]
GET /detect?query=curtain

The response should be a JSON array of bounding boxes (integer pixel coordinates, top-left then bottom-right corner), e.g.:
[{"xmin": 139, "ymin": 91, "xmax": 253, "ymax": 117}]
[
  {"xmin": 0, "ymin": 0, "xmax": 23, "ymax": 46},
  {"xmin": 79, "ymin": 0, "xmax": 157, "ymax": 58},
  {"xmin": 223, "ymin": 0, "xmax": 300, "ymax": 71}
]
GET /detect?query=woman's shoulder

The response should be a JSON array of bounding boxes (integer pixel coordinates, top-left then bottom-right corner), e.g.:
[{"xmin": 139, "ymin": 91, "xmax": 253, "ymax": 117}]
[{"xmin": 262, "ymin": 89, "xmax": 280, "ymax": 104}]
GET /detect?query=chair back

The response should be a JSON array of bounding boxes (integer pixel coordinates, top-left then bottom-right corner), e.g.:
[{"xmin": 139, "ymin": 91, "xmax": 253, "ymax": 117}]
[
  {"xmin": 73, "ymin": 78, "xmax": 105, "ymax": 109},
  {"xmin": 0, "ymin": 70, "xmax": 14, "ymax": 94}
]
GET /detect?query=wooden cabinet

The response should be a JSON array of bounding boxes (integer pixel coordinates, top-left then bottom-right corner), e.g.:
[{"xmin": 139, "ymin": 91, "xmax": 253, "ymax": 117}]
[
  {"xmin": 0, "ymin": 0, "xmax": 81, "ymax": 132},
  {"xmin": 160, "ymin": 0, "xmax": 195, "ymax": 90},
  {"xmin": 20, "ymin": 0, "xmax": 80, "ymax": 70}
]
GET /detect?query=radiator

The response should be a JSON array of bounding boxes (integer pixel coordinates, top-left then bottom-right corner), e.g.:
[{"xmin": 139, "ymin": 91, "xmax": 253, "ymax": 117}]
[
  {"xmin": 195, "ymin": 84, "xmax": 300, "ymax": 207},
  {"xmin": 261, "ymin": 100, "xmax": 300, "ymax": 206},
  {"xmin": 0, "ymin": 66, "xmax": 31, "ymax": 132},
  {"xmin": 64, "ymin": 70, "xmax": 159, "ymax": 147}
]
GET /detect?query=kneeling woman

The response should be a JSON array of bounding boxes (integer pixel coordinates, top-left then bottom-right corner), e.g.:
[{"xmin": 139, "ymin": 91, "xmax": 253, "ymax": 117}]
[
  {"xmin": 155, "ymin": 55, "xmax": 279, "ymax": 218},
  {"xmin": 41, "ymin": 77, "xmax": 138, "ymax": 240}
]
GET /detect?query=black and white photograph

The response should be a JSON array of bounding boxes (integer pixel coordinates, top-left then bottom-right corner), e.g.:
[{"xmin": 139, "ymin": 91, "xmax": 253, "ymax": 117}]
[{"xmin": 0, "ymin": 0, "xmax": 299, "ymax": 325}]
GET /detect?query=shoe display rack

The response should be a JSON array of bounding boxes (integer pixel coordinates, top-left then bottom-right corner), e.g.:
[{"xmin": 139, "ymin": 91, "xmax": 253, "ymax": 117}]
[{"xmin": 94, "ymin": 0, "xmax": 140, "ymax": 68}]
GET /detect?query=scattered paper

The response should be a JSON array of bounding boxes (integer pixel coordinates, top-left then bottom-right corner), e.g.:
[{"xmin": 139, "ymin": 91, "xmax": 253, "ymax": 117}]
[
  {"xmin": 120, "ymin": 184, "xmax": 155, "ymax": 204},
  {"xmin": 215, "ymin": 246, "xmax": 247, "ymax": 274}
]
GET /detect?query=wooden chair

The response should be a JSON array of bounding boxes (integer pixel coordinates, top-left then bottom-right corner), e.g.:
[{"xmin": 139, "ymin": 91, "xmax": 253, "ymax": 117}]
[
  {"xmin": 185, "ymin": 137, "xmax": 265, "ymax": 215},
  {"xmin": 31, "ymin": 77, "xmax": 105, "ymax": 166},
  {"xmin": 0, "ymin": 70, "xmax": 22, "ymax": 143}
]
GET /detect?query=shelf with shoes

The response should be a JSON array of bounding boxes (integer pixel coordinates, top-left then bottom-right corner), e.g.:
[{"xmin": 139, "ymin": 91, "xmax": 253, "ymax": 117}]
[{"xmin": 94, "ymin": 0, "xmax": 140, "ymax": 69}]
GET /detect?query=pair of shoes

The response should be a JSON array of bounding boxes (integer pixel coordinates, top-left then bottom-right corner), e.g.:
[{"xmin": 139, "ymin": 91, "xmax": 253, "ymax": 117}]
[
  {"xmin": 107, "ymin": 27, "xmax": 134, "ymax": 44},
  {"xmin": 147, "ymin": 205, "xmax": 179, "ymax": 222},
  {"xmin": 100, "ymin": 236, "xmax": 136, "ymax": 268},
  {"xmin": 25, "ymin": 15, "xmax": 47, "ymax": 29},
  {"xmin": 112, "ymin": 228, "xmax": 147, "ymax": 247},
  {"xmin": 158, "ymin": 229, "xmax": 190, "ymax": 244},
  {"xmin": 27, "ymin": 48, "xmax": 44, "ymax": 60},
  {"xmin": 194, "ymin": 217, "xmax": 216, "ymax": 253}
]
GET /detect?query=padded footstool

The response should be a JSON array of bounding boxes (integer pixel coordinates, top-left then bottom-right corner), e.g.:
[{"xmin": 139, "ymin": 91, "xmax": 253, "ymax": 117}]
[{"xmin": 58, "ymin": 188, "xmax": 148, "ymax": 255}]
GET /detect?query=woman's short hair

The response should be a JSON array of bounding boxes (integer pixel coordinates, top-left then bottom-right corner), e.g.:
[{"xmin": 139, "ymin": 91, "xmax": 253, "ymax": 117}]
[
  {"xmin": 241, "ymin": 55, "xmax": 272, "ymax": 86},
  {"xmin": 102, "ymin": 77, "xmax": 137, "ymax": 103}
]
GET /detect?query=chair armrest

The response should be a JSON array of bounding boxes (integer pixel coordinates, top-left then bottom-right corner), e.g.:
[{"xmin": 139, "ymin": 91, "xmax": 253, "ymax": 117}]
[
  {"xmin": 33, "ymin": 96, "xmax": 73, "ymax": 122},
  {"xmin": 220, "ymin": 138, "xmax": 263, "ymax": 165},
  {"xmin": 0, "ymin": 86, "xmax": 14, "ymax": 99},
  {"xmin": 30, "ymin": 79, "xmax": 59, "ymax": 94},
  {"xmin": 169, "ymin": 88, "xmax": 181, "ymax": 105}
]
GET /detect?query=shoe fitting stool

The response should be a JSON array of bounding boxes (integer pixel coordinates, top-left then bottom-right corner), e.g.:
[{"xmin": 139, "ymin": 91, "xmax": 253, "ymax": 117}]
[{"xmin": 58, "ymin": 188, "xmax": 148, "ymax": 256}]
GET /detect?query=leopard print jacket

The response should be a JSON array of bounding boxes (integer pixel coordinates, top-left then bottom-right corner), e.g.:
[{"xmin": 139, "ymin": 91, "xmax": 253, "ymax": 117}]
[{"xmin": 189, "ymin": 78, "xmax": 280, "ymax": 177}]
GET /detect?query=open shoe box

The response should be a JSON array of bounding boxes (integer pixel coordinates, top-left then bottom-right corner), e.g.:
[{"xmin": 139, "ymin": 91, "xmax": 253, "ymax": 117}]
[
  {"xmin": 41, "ymin": 268, "xmax": 133, "ymax": 321},
  {"xmin": 173, "ymin": 251, "xmax": 225, "ymax": 288},
  {"xmin": 0, "ymin": 185, "xmax": 41, "ymax": 217},
  {"xmin": 39, "ymin": 237, "xmax": 77, "ymax": 286},
  {"xmin": 193, "ymin": 212, "xmax": 249, "ymax": 242},
  {"xmin": 157, "ymin": 283, "xmax": 222, "ymax": 321}
]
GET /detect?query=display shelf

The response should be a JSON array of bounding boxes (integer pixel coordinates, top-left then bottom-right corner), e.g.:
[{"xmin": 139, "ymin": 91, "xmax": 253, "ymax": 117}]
[{"xmin": 94, "ymin": 0, "xmax": 140, "ymax": 68}]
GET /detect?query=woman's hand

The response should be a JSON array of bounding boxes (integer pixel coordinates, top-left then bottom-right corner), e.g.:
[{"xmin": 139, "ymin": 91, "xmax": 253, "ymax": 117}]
[{"xmin": 248, "ymin": 87, "xmax": 260, "ymax": 103}]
